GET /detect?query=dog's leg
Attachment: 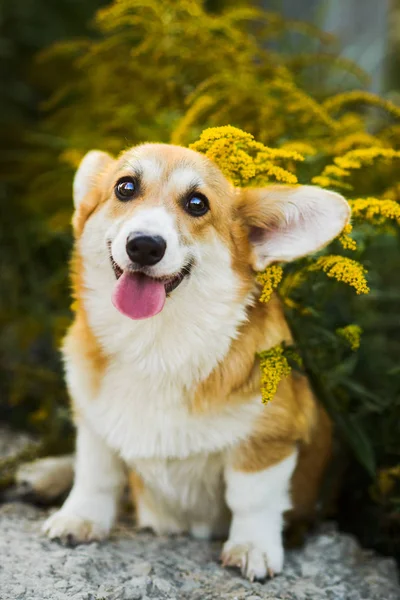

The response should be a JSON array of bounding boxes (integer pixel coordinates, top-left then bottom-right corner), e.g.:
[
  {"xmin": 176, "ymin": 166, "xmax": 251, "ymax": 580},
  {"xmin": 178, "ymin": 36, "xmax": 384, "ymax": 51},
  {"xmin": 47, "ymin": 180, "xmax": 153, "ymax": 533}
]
[
  {"xmin": 222, "ymin": 446, "xmax": 297, "ymax": 581},
  {"xmin": 136, "ymin": 493, "xmax": 187, "ymax": 535},
  {"xmin": 43, "ymin": 422, "xmax": 125, "ymax": 544},
  {"xmin": 130, "ymin": 472, "xmax": 187, "ymax": 535}
]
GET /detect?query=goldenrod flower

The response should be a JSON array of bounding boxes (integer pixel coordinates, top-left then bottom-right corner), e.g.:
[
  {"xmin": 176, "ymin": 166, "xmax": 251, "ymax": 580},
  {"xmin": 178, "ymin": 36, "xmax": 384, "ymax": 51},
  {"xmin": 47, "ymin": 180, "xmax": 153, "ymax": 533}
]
[
  {"xmin": 383, "ymin": 183, "xmax": 400, "ymax": 201},
  {"xmin": 311, "ymin": 175, "xmax": 352, "ymax": 190},
  {"xmin": 279, "ymin": 141, "xmax": 317, "ymax": 156},
  {"xmin": 335, "ymin": 147, "xmax": 400, "ymax": 170},
  {"xmin": 256, "ymin": 265, "xmax": 283, "ymax": 303},
  {"xmin": 374, "ymin": 465, "xmax": 400, "ymax": 498},
  {"xmin": 190, "ymin": 125, "xmax": 303, "ymax": 186},
  {"xmin": 349, "ymin": 198, "xmax": 400, "ymax": 226},
  {"xmin": 310, "ymin": 255, "xmax": 369, "ymax": 294},
  {"xmin": 339, "ymin": 223, "xmax": 357, "ymax": 251},
  {"xmin": 313, "ymin": 147, "xmax": 400, "ymax": 190},
  {"xmin": 258, "ymin": 344, "xmax": 291, "ymax": 404},
  {"xmin": 336, "ymin": 324, "xmax": 362, "ymax": 350},
  {"xmin": 332, "ymin": 132, "xmax": 384, "ymax": 156},
  {"xmin": 323, "ymin": 90, "xmax": 400, "ymax": 120}
]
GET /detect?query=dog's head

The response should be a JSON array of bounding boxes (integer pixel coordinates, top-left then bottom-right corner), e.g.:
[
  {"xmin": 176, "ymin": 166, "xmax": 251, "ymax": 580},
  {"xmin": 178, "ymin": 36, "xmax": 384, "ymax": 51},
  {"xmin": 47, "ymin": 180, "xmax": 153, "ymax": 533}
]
[{"xmin": 73, "ymin": 143, "xmax": 350, "ymax": 321}]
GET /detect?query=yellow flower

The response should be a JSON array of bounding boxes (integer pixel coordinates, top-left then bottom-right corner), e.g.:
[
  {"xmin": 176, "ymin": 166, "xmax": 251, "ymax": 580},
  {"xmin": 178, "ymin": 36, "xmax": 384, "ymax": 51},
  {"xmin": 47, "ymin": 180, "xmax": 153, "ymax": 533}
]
[
  {"xmin": 313, "ymin": 147, "xmax": 400, "ymax": 190},
  {"xmin": 323, "ymin": 90, "xmax": 400, "ymax": 120},
  {"xmin": 256, "ymin": 265, "xmax": 283, "ymax": 303},
  {"xmin": 310, "ymin": 255, "xmax": 369, "ymax": 294},
  {"xmin": 370, "ymin": 465, "xmax": 400, "ymax": 502},
  {"xmin": 263, "ymin": 164, "xmax": 298, "ymax": 184},
  {"xmin": 190, "ymin": 126, "xmax": 303, "ymax": 186},
  {"xmin": 383, "ymin": 183, "xmax": 400, "ymax": 202},
  {"xmin": 279, "ymin": 141, "xmax": 317, "ymax": 156},
  {"xmin": 311, "ymin": 175, "xmax": 352, "ymax": 190},
  {"xmin": 349, "ymin": 198, "xmax": 400, "ymax": 226},
  {"xmin": 335, "ymin": 147, "xmax": 400, "ymax": 170},
  {"xmin": 258, "ymin": 344, "xmax": 291, "ymax": 404},
  {"xmin": 336, "ymin": 324, "xmax": 362, "ymax": 350},
  {"xmin": 339, "ymin": 223, "xmax": 357, "ymax": 251},
  {"xmin": 332, "ymin": 132, "xmax": 384, "ymax": 156}
]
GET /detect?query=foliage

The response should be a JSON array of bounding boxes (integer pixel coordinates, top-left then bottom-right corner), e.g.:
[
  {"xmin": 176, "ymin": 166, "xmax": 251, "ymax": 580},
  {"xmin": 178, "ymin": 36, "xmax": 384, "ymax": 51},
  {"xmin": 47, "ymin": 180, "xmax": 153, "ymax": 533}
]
[
  {"xmin": 192, "ymin": 123, "xmax": 395, "ymax": 479},
  {"xmin": 1, "ymin": 0, "xmax": 400, "ymax": 559},
  {"xmin": 336, "ymin": 325, "xmax": 362, "ymax": 351},
  {"xmin": 0, "ymin": 0, "xmax": 108, "ymax": 437}
]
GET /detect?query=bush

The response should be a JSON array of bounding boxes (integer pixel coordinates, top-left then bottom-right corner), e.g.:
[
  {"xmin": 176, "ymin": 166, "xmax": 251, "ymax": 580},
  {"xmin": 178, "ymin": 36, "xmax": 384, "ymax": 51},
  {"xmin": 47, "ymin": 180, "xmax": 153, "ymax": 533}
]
[{"xmin": 1, "ymin": 0, "xmax": 399, "ymax": 559}]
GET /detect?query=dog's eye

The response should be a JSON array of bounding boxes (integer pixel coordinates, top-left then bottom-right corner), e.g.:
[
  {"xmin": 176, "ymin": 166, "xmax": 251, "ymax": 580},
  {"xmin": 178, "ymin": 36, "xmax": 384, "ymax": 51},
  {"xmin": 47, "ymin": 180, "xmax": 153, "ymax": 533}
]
[
  {"xmin": 185, "ymin": 193, "xmax": 209, "ymax": 217},
  {"xmin": 115, "ymin": 177, "xmax": 137, "ymax": 201}
]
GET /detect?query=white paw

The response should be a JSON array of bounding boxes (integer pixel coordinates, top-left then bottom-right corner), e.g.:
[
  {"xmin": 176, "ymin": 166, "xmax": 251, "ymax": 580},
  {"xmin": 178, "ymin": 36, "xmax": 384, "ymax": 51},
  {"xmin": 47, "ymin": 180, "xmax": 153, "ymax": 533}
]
[
  {"xmin": 43, "ymin": 510, "xmax": 109, "ymax": 545},
  {"xmin": 221, "ymin": 539, "xmax": 284, "ymax": 581}
]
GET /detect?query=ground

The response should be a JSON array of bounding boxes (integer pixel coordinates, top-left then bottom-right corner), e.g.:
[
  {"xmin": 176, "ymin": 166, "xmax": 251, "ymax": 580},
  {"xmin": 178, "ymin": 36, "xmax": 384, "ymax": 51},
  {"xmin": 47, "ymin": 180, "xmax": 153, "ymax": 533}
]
[
  {"xmin": 0, "ymin": 502, "xmax": 399, "ymax": 600},
  {"xmin": 1, "ymin": 426, "xmax": 399, "ymax": 600}
]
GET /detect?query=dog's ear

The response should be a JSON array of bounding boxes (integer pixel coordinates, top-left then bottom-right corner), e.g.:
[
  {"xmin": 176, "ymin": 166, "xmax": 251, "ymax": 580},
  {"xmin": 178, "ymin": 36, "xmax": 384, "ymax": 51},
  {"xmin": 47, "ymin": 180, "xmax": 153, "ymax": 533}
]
[
  {"xmin": 73, "ymin": 150, "xmax": 114, "ymax": 208},
  {"xmin": 237, "ymin": 185, "xmax": 350, "ymax": 271}
]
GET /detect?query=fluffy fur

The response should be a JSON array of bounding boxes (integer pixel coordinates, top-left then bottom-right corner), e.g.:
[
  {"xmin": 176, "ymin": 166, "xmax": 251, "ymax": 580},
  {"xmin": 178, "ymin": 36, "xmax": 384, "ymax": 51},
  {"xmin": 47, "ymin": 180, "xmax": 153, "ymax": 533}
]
[{"xmin": 43, "ymin": 143, "xmax": 350, "ymax": 580}]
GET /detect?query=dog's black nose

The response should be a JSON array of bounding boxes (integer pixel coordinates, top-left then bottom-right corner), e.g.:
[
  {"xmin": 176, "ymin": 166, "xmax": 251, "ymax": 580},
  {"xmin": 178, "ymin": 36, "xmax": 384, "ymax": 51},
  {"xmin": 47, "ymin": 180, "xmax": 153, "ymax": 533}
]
[{"xmin": 126, "ymin": 233, "xmax": 167, "ymax": 266}]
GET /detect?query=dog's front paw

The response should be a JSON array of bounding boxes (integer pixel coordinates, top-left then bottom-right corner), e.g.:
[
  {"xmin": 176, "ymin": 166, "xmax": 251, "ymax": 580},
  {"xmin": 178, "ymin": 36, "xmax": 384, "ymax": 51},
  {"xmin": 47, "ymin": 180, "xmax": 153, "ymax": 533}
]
[
  {"xmin": 43, "ymin": 510, "xmax": 109, "ymax": 545},
  {"xmin": 221, "ymin": 539, "xmax": 283, "ymax": 581}
]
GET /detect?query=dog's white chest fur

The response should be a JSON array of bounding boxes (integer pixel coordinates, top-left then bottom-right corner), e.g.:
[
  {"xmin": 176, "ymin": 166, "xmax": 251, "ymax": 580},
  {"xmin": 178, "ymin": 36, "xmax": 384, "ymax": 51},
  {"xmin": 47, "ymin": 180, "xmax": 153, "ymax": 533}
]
[
  {"xmin": 69, "ymin": 229, "xmax": 263, "ymax": 462},
  {"xmin": 77, "ymin": 358, "xmax": 262, "ymax": 462}
]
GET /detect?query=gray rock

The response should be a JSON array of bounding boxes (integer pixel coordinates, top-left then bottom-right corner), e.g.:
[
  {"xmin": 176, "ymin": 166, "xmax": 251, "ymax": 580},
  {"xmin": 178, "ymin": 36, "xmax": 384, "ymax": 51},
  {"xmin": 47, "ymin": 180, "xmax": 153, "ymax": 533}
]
[
  {"xmin": 0, "ymin": 502, "xmax": 398, "ymax": 600},
  {"xmin": 0, "ymin": 426, "xmax": 38, "ymax": 459}
]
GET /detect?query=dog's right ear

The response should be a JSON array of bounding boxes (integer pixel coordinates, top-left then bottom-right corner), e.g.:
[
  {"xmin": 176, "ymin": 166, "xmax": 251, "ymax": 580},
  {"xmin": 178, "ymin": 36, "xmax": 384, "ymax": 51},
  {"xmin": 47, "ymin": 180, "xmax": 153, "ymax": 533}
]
[
  {"xmin": 73, "ymin": 150, "xmax": 114, "ymax": 208},
  {"xmin": 237, "ymin": 185, "xmax": 350, "ymax": 271}
]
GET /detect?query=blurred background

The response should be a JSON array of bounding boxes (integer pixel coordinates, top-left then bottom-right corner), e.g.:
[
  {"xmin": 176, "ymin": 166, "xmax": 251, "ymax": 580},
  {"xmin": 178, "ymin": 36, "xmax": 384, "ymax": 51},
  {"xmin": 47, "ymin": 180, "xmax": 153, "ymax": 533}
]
[{"xmin": 1, "ymin": 0, "xmax": 400, "ymax": 562}]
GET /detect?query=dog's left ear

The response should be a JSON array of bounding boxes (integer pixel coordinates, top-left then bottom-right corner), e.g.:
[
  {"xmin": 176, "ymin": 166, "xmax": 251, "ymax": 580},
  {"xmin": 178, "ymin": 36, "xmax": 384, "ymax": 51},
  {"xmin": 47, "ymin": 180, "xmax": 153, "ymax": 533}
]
[{"xmin": 237, "ymin": 185, "xmax": 351, "ymax": 271}]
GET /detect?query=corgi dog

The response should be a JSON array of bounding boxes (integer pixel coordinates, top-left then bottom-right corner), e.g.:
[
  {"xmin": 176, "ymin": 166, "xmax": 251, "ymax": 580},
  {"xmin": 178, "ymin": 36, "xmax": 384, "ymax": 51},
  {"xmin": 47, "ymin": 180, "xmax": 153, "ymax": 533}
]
[{"xmin": 43, "ymin": 143, "xmax": 350, "ymax": 581}]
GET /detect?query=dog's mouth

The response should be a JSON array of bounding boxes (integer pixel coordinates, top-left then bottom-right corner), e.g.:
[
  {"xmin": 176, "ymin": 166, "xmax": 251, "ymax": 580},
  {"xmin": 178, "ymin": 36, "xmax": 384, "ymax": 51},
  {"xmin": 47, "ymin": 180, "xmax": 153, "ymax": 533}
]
[{"xmin": 108, "ymin": 242, "xmax": 193, "ymax": 320}]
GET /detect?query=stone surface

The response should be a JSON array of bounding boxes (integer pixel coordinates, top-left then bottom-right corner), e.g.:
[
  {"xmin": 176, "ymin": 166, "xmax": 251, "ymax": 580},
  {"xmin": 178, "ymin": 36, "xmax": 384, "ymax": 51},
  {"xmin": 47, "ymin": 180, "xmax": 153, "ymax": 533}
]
[
  {"xmin": 0, "ymin": 502, "xmax": 399, "ymax": 600},
  {"xmin": 0, "ymin": 426, "xmax": 38, "ymax": 459}
]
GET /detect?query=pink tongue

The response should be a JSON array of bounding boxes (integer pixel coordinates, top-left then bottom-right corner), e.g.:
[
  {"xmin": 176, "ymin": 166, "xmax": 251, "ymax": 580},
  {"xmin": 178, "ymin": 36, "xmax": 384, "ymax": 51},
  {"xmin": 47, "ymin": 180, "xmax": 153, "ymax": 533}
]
[{"xmin": 112, "ymin": 272, "xmax": 166, "ymax": 320}]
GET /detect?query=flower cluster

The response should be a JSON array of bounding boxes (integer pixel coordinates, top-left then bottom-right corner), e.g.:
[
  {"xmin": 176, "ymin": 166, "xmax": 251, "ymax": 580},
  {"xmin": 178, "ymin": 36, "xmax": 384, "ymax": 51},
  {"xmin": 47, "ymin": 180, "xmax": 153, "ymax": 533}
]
[
  {"xmin": 313, "ymin": 148, "xmax": 400, "ymax": 190},
  {"xmin": 323, "ymin": 90, "xmax": 400, "ymax": 120},
  {"xmin": 336, "ymin": 324, "xmax": 363, "ymax": 351},
  {"xmin": 189, "ymin": 126, "xmax": 303, "ymax": 186},
  {"xmin": 258, "ymin": 345, "xmax": 291, "ymax": 404},
  {"xmin": 339, "ymin": 223, "xmax": 357, "ymax": 251},
  {"xmin": 190, "ymin": 125, "xmax": 376, "ymax": 403},
  {"xmin": 350, "ymin": 198, "xmax": 400, "ymax": 226},
  {"xmin": 374, "ymin": 465, "xmax": 400, "ymax": 499},
  {"xmin": 310, "ymin": 255, "xmax": 369, "ymax": 295},
  {"xmin": 256, "ymin": 265, "xmax": 284, "ymax": 303}
]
